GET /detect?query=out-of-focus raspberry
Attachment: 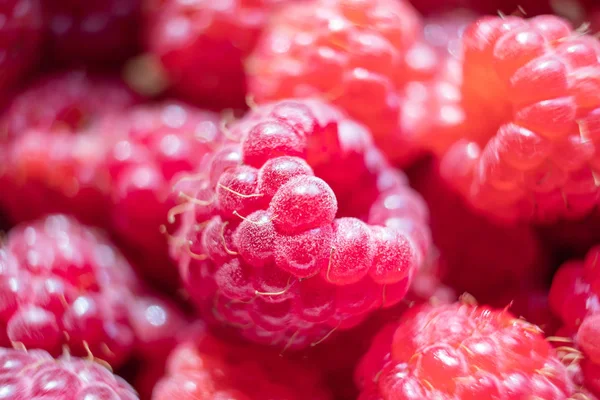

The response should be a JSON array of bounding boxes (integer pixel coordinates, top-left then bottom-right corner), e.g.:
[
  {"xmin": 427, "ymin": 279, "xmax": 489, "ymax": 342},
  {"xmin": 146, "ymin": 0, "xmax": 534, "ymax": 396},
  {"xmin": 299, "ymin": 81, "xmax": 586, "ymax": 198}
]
[{"xmin": 143, "ymin": 0, "xmax": 299, "ymax": 109}]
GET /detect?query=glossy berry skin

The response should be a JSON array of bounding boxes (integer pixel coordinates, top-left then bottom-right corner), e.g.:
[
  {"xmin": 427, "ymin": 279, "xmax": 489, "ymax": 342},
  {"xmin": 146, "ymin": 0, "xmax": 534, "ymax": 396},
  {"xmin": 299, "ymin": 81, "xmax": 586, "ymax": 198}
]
[
  {"xmin": 0, "ymin": 214, "xmax": 172, "ymax": 368},
  {"xmin": 171, "ymin": 98, "xmax": 430, "ymax": 350},
  {"xmin": 152, "ymin": 327, "xmax": 331, "ymax": 400},
  {"xmin": 0, "ymin": 71, "xmax": 137, "ymax": 227},
  {"xmin": 144, "ymin": 0, "xmax": 296, "ymax": 110},
  {"xmin": 549, "ymin": 245, "xmax": 600, "ymax": 396},
  {"xmin": 440, "ymin": 15, "xmax": 600, "ymax": 223},
  {"xmin": 43, "ymin": 0, "xmax": 141, "ymax": 64},
  {"xmin": 0, "ymin": 347, "xmax": 138, "ymax": 399},
  {"xmin": 356, "ymin": 303, "xmax": 579, "ymax": 400},
  {"xmin": 0, "ymin": 0, "xmax": 42, "ymax": 99},
  {"xmin": 246, "ymin": 0, "xmax": 423, "ymax": 164},
  {"xmin": 105, "ymin": 101, "xmax": 224, "ymax": 289}
]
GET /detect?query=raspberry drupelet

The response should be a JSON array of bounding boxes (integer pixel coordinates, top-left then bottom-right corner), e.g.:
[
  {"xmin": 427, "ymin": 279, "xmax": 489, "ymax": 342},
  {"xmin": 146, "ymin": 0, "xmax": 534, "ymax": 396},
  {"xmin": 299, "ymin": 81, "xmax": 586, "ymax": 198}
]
[
  {"xmin": 0, "ymin": 347, "xmax": 139, "ymax": 399},
  {"xmin": 144, "ymin": 0, "xmax": 299, "ymax": 109},
  {"xmin": 42, "ymin": 0, "xmax": 141, "ymax": 64},
  {"xmin": 0, "ymin": 214, "xmax": 185, "ymax": 368},
  {"xmin": 439, "ymin": 15, "xmax": 600, "ymax": 223},
  {"xmin": 0, "ymin": 71, "xmax": 138, "ymax": 227},
  {"xmin": 356, "ymin": 302, "xmax": 581, "ymax": 400},
  {"xmin": 246, "ymin": 0, "xmax": 426, "ymax": 165},
  {"xmin": 171, "ymin": 98, "xmax": 430, "ymax": 350},
  {"xmin": 152, "ymin": 325, "xmax": 331, "ymax": 400},
  {"xmin": 0, "ymin": 0, "xmax": 43, "ymax": 99},
  {"xmin": 549, "ymin": 245, "xmax": 600, "ymax": 396},
  {"xmin": 105, "ymin": 101, "xmax": 224, "ymax": 289}
]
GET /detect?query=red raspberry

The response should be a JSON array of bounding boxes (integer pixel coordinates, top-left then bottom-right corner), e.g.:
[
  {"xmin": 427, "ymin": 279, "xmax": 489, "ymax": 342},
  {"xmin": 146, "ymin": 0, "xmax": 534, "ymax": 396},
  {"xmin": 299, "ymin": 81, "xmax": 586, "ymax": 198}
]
[
  {"xmin": 0, "ymin": 347, "xmax": 138, "ymax": 399},
  {"xmin": 0, "ymin": 214, "xmax": 176, "ymax": 368},
  {"xmin": 153, "ymin": 327, "xmax": 331, "ymax": 400},
  {"xmin": 410, "ymin": 158, "xmax": 550, "ymax": 303},
  {"xmin": 246, "ymin": 0, "xmax": 424, "ymax": 165},
  {"xmin": 42, "ymin": 0, "xmax": 141, "ymax": 64},
  {"xmin": 356, "ymin": 302, "xmax": 581, "ymax": 399},
  {"xmin": 0, "ymin": 71, "xmax": 137, "ymax": 227},
  {"xmin": 171, "ymin": 98, "xmax": 430, "ymax": 350},
  {"xmin": 144, "ymin": 0, "xmax": 297, "ymax": 109},
  {"xmin": 549, "ymin": 245, "xmax": 600, "ymax": 396},
  {"xmin": 0, "ymin": 0, "xmax": 42, "ymax": 99},
  {"xmin": 105, "ymin": 101, "xmax": 224, "ymax": 289},
  {"xmin": 439, "ymin": 15, "xmax": 600, "ymax": 223}
]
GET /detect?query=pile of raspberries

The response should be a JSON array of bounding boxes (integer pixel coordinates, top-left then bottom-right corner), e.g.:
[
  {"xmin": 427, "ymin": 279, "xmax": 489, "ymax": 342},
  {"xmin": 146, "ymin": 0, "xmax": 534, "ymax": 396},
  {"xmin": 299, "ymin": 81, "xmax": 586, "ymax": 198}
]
[{"xmin": 2, "ymin": 0, "xmax": 600, "ymax": 399}]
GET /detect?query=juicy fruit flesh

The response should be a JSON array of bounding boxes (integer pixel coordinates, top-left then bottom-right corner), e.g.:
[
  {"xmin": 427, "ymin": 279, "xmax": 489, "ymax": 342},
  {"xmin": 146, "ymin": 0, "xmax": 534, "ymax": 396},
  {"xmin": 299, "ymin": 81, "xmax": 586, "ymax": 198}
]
[
  {"xmin": 171, "ymin": 98, "xmax": 430, "ymax": 349},
  {"xmin": 357, "ymin": 303, "xmax": 578, "ymax": 399},
  {"xmin": 0, "ymin": 347, "xmax": 138, "ymax": 399},
  {"xmin": 440, "ymin": 14, "xmax": 600, "ymax": 223}
]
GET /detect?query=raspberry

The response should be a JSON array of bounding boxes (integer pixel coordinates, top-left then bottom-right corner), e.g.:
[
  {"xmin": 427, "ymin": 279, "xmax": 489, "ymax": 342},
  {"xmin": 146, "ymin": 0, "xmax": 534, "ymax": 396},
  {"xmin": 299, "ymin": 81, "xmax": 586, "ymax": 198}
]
[
  {"xmin": 0, "ymin": 347, "xmax": 138, "ymax": 399},
  {"xmin": 42, "ymin": 0, "xmax": 141, "ymax": 64},
  {"xmin": 356, "ymin": 302, "xmax": 580, "ymax": 399},
  {"xmin": 171, "ymin": 98, "xmax": 430, "ymax": 350},
  {"xmin": 549, "ymin": 245, "xmax": 600, "ymax": 396},
  {"xmin": 0, "ymin": 0, "xmax": 42, "ymax": 99},
  {"xmin": 153, "ymin": 328, "xmax": 331, "ymax": 400},
  {"xmin": 439, "ymin": 15, "xmax": 600, "ymax": 223},
  {"xmin": 0, "ymin": 214, "xmax": 175, "ymax": 368},
  {"xmin": 144, "ymin": 0, "xmax": 297, "ymax": 109},
  {"xmin": 410, "ymin": 158, "xmax": 550, "ymax": 303},
  {"xmin": 246, "ymin": 0, "xmax": 424, "ymax": 164},
  {"xmin": 105, "ymin": 101, "xmax": 224, "ymax": 289},
  {"xmin": 0, "ymin": 71, "xmax": 137, "ymax": 227}
]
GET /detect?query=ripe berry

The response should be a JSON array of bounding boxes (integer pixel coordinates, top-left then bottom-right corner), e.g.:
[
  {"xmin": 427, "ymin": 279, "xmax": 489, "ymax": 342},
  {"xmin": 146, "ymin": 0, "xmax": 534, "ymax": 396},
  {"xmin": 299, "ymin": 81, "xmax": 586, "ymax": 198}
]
[
  {"xmin": 246, "ymin": 0, "xmax": 424, "ymax": 164},
  {"xmin": 439, "ymin": 15, "xmax": 600, "ymax": 223},
  {"xmin": 0, "ymin": 71, "xmax": 137, "ymax": 227},
  {"xmin": 0, "ymin": 347, "xmax": 138, "ymax": 399},
  {"xmin": 171, "ymin": 98, "xmax": 430, "ymax": 350},
  {"xmin": 42, "ymin": 0, "xmax": 141, "ymax": 64},
  {"xmin": 0, "ymin": 214, "xmax": 171, "ymax": 368},
  {"xmin": 144, "ymin": 0, "xmax": 297, "ymax": 109},
  {"xmin": 152, "ymin": 327, "xmax": 331, "ymax": 400},
  {"xmin": 549, "ymin": 245, "xmax": 600, "ymax": 396},
  {"xmin": 356, "ymin": 302, "xmax": 580, "ymax": 399},
  {"xmin": 0, "ymin": 0, "xmax": 42, "ymax": 99}
]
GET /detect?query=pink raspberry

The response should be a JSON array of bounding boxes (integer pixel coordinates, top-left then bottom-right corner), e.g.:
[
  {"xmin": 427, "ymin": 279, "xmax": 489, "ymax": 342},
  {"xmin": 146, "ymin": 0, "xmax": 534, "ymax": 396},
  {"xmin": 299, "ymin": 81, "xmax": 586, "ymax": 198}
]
[
  {"xmin": 356, "ymin": 302, "xmax": 581, "ymax": 399},
  {"xmin": 144, "ymin": 0, "xmax": 298, "ymax": 109},
  {"xmin": 105, "ymin": 101, "xmax": 224, "ymax": 289},
  {"xmin": 549, "ymin": 245, "xmax": 600, "ymax": 396},
  {"xmin": 246, "ymin": 0, "xmax": 424, "ymax": 165},
  {"xmin": 0, "ymin": 71, "xmax": 137, "ymax": 227},
  {"xmin": 171, "ymin": 98, "xmax": 430, "ymax": 350},
  {"xmin": 153, "ymin": 327, "xmax": 331, "ymax": 400},
  {"xmin": 0, "ymin": 0, "xmax": 43, "ymax": 99},
  {"xmin": 439, "ymin": 15, "xmax": 600, "ymax": 223},
  {"xmin": 0, "ymin": 347, "xmax": 138, "ymax": 399},
  {"xmin": 0, "ymin": 214, "xmax": 184, "ymax": 368},
  {"xmin": 42, "ymin": 0, "xmax": 141, "ymax": 64}
]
